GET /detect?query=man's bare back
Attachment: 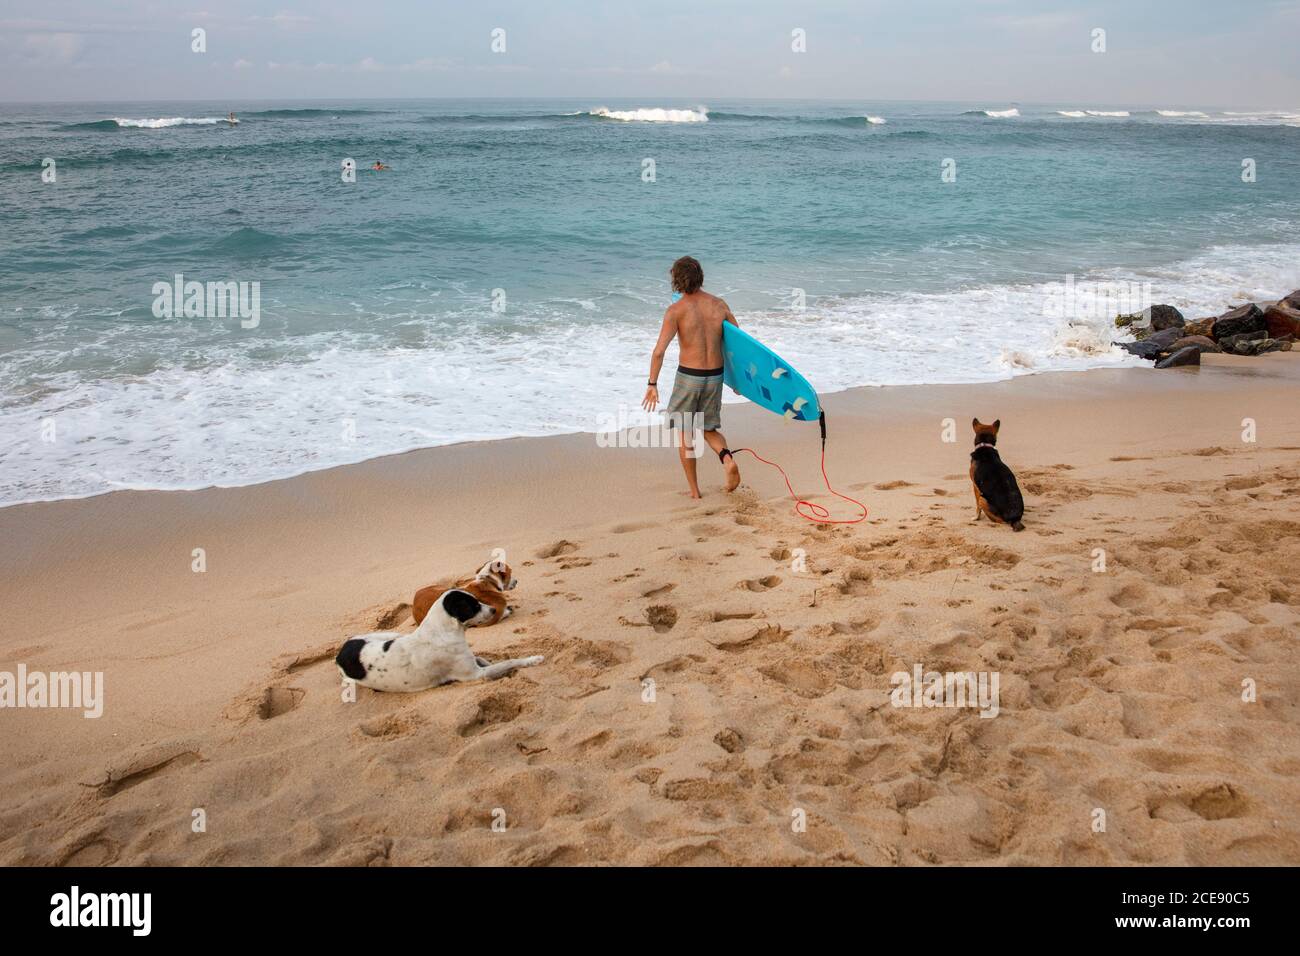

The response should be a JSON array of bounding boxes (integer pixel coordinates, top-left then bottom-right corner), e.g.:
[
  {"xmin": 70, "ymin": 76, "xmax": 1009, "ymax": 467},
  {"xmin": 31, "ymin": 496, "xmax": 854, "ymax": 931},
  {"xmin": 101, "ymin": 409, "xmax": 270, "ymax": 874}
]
[{"xmin": 667, "ymin": 291, "xmax": 736, "ymax": 368}]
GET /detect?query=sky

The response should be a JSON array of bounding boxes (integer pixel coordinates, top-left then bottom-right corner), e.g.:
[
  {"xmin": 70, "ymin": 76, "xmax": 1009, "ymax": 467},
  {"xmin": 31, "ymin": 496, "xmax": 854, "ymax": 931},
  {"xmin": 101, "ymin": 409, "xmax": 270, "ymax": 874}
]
[{"xmin": 2, "ymin": 0, "xmax": 1299, "ymax": 107}]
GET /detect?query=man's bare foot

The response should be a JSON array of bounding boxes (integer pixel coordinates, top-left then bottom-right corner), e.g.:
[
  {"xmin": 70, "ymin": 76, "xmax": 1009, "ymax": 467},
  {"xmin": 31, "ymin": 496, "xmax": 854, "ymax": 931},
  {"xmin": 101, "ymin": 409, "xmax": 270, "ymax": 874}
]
[
  {"xmin": 722, "ymin": 453, "xmax": 741, "ymax": 492},
  {"xmin": 684, "ymin": 490, "xmax": 702, "ymax": 499}
]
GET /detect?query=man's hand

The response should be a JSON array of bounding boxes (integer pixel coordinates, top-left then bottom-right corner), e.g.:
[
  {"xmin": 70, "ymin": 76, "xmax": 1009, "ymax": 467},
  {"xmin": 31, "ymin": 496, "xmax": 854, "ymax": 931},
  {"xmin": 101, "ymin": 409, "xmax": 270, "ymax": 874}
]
[{"xmin": 642, "ymin": 385, "xmax": 659, "ymax": 411}]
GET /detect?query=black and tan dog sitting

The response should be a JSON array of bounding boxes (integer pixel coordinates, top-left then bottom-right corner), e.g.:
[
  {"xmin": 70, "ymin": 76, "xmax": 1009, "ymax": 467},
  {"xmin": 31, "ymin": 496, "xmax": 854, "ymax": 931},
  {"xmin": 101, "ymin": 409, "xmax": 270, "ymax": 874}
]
[{"xmin": 969, "ymin": 418, "xmax": 1025, "ymax": 531}]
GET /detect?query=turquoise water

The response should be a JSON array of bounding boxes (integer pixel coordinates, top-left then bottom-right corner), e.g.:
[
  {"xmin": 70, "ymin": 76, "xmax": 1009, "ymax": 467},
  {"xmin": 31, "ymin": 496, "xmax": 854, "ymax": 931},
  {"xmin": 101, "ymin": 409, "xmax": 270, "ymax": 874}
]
[{"xmin": 1, "ymin": 99, "xmax": 1298, "ymax": 504}]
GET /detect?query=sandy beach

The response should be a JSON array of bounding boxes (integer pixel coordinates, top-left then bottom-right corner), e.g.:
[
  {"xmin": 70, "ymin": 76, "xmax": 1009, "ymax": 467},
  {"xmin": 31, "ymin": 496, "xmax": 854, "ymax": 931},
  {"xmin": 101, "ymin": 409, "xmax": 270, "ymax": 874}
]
[{"xmin": 1, "ymin": 353, "xmax": 1298, "ymax": 866}]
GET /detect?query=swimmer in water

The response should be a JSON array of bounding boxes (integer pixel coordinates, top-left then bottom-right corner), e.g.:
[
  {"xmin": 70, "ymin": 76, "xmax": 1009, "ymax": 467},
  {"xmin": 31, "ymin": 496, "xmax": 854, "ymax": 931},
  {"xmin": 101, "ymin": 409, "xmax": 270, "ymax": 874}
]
[{"xmin": 371, "ymin": 161, "xmax": 388, "ymax": 171}]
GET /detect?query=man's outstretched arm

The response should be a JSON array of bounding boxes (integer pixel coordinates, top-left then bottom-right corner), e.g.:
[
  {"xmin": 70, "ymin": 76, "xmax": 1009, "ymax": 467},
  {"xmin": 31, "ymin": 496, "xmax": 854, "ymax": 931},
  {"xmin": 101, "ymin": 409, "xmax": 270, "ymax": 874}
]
[{"xmin": 643, "ymin": 310, "xmax": 677, "ymax": 411}]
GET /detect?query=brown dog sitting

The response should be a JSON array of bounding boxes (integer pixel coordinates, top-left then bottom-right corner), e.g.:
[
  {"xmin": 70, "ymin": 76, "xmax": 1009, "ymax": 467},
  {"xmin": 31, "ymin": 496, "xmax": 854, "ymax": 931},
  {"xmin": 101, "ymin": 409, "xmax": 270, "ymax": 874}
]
[
  {"xmin": 412, "ymin": 556, "xmax": 517, "ymax": 627},
  {"xmin": 970, "ymin": 418, "xmax": 1025, "ymax": 531}
]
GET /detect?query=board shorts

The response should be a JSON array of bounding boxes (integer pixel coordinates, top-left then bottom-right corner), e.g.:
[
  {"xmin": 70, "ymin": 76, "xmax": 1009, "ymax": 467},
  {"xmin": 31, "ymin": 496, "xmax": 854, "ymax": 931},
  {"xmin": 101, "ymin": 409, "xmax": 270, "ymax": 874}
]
[{"xmin": 665, "ymin": 365, "xmax": 724, "ymax": 431}]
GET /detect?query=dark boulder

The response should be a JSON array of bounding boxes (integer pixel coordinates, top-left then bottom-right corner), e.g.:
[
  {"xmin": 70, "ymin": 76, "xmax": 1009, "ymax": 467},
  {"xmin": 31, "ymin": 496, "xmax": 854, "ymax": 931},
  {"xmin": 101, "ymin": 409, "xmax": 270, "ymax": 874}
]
[
  {"xmin": 1219, "ymin": 330, "xmax": 1267, "ymax": 353},
  {"xmin": 1183, "ymin": 317, "xmax": 1215, "ymax": 338},
  {"xmin": 1169, "ymin": 335, "xmax": 1220, "ymax": 354},
  {"xmin": 1147, "ymin": 327, "xmax": 1184, "ymax": 350},
  {"xmin": 1211, "ymin": 303, "xmax": 1265, "ymax": 341},
  {"xmin": 1147, "ymin": 304, "xmax": 1185, "ymax": 331},
  {"xmin": 1263, "ymin": 302, "xmax": 1300, "ymax": 340},
  {"xmin": 1154, "ymin": 346, "xmax": 1201, "ymax": 369},
  {"xmin": 1282, "ymin": 289, "xmax": 1300, "ymax": 309},
  {"xmin": 1116, "ymin": 326, "xmax": 1181, "ymax": 360},
  {"xmin": 1252, "ymin": 338, "xmax": 1288, "ymax": 355},
  {"xmin": 1225, "ymin": 335, "xmax": 1287, "ymax": 356},
  {"xmin": 1115, "ymin": 339, "xmax": 1162, "ymax": 361},
  {"xmin": 1116, "ymin": 304, "xmax": 1185, "ymax": 335}
]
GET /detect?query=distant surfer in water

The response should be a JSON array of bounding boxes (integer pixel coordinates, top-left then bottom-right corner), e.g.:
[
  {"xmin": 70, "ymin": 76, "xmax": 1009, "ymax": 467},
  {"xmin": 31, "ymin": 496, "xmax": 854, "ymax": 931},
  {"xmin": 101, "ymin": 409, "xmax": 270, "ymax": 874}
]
[
  {"xmin": 642, "ymin": 256, "xmax": 742, "ymax": 497},
  {"xmin": 227, "ymin": 111, "xmax": 237, "ymax": 124},
  {"xmin": 371, "ymin": 161, "xmax": 389, "ymax": 171}
]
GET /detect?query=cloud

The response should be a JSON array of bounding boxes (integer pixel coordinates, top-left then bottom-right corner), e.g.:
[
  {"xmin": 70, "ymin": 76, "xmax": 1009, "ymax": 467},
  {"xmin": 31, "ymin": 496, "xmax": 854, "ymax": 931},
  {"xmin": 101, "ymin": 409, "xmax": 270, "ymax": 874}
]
[
  {"xmin": 249, "ymin": 12, "xmax": 316, "ymax": 27},
  {"xmin": 233, "ymin": 57, "xmax": 253, "ymax": 69}
]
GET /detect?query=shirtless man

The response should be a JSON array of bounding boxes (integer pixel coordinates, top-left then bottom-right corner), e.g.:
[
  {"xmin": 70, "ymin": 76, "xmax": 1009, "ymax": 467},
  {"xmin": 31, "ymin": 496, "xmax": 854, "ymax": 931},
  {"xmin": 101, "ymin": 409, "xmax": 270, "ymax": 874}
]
[{"xmin": 642, "ymin": 256, "xmax": 742, "ymax": 498}]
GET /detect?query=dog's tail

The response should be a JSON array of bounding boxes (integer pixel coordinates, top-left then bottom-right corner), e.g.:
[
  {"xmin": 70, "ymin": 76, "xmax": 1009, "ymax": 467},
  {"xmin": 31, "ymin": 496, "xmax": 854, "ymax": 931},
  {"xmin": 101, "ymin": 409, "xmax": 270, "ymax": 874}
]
[{"xmin": 1012, "ymin": 520, "xmax": 1025, "ymax": 532}]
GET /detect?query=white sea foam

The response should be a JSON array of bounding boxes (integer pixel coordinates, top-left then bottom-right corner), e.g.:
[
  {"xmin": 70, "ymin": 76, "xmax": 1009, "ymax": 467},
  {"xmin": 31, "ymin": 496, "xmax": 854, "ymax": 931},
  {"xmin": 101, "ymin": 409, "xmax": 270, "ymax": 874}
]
[
  {"xmin": 865, "ymin": 115, "xmax": 886, "ymax": 125},
  {"xmin": 1220, "ymin": 110, "xmax": 1300, "ymax": 126},
  {"xmin": 590, "ymin": 106, "xmax": 708, "ymax": 123},
  {"xmin": 1156, "ymin": 110, "xmax": 1209, "ymax": 117},
  {"xmin": 1085, "ymin": 110, "xmax": 1130, "ymax": 117},
  {"xmin": 1057, "ymin": 110, "xmax": 1087, "ymax": 118},
  {"xmin": 977, "ymin": 108, "xmax": 1020, "ymax": 118},
  {"xmin": 2, "ymin": 242, "xmax": 1297, "ymax": 507},
  {"xmin": 111, "ymin": 117, "xmax": 224, "ymax": 128}
]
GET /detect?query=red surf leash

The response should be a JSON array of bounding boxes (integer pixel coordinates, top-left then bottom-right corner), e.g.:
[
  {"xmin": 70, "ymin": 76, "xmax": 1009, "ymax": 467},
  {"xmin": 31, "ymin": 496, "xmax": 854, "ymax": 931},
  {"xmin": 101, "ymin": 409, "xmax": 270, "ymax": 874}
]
[{"xmin": 729, "ymin": 411, "xmax": 868, "ymax": 524}]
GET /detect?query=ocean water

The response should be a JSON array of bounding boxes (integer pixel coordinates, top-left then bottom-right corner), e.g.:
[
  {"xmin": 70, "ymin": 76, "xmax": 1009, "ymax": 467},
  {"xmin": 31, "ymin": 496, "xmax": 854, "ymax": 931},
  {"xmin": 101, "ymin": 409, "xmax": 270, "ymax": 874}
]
[{"xmin": 1, "ymin": 98, "xmax": 1298, "ymax": 506}]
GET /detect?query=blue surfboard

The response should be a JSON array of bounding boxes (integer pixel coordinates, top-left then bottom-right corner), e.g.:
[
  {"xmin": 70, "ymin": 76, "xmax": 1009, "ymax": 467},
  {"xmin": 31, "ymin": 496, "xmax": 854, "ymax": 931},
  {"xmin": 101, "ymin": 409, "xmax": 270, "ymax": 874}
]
[{"xmin": 721, "ymin": 323, "xmax": 820, "ymax": 422}]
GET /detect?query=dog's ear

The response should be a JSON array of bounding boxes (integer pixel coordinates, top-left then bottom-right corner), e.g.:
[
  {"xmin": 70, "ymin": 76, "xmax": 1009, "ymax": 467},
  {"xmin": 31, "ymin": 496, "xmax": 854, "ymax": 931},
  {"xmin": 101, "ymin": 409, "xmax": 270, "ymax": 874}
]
[
  {"xmin": 441, "ymin": 589, "xmax": 483, "ymax": 624},
  {"xmin": 972, "ymin": 418, "xmax": 982, "ymax": 431},
  {"xmin": 992, "ymin": 419, "xmax": 1001, "ymax": 433}
]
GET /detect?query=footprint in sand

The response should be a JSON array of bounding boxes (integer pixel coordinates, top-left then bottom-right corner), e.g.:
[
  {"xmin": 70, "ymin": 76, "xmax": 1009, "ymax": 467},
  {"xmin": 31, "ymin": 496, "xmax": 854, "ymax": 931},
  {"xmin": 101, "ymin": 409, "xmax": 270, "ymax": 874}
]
[
  {"xmin": 357, "ymin": 711, "xmax": 425, "ymax": 740},
  {"xmin": 641, "ymin": 583, "xmax": 674, "ymax": 598},
  {"xmin": 536, "ymin": 540, "xmax": 579, "ymax": 558},
  {"xmin": 58, "ymin": 835, "xmax": 121, "ymax": 867},
  {"xmin": 645, "ymin": 605, "xmax": 679, "ymax": 632},
  {"xmin": 837, "ymin": 567, "xmax": 873, "ymax": 596},
  {"xmin": 258, "ymin": 686, "xmax": 305, "ymax": 720},
  {"xmin": 874, "ymin": 480, "xmax": 915, "ymax": 490},
  {"xmin": 742, "ymin": 575, "xmax": 781, "ymax": 592},
  {"xmin": 92, "ymin": 744, "xmax": 202, "ymax": 799},
  {"xmin": 709, "ymin": 624, "xmax": 789, "ymax": 652},
  {"xmin": 457, "ymin": 692, "xmax": 524, "ymax": 737},
  {"xmin": 375, "ymin": 603, "xmax": 411, "ymax": 630}
]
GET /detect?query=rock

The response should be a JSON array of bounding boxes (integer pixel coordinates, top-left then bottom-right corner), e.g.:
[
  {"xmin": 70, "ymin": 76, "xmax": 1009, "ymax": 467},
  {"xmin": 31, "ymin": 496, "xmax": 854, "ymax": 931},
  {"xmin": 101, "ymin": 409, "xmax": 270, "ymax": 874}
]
[
  {"xmin": 1155, "ymin": 346, "xmax": 1202, "ymax": 369},
  {"xmin": 1263, "ymin": 302, "xmax": 1300, "ymax": 340},
  {"xmin": 1211, "ymin": 303, "xmax": 1265, "ymax": 341},
  {"xmin": 1115, "ymin": 339, "xmax": 1163, "ymax": 361},
  {"xmin": 1148, "ymin": 304, "xmax": 1185, "ymax": 331},
  {"xmin": 1116, "ymin": 327, "xmax": 1180, "ymax": 359},
  {"xmin": 1219, "ymin": 330, "xmax": 1267, "ymax": 353},
  {"xmin": 1116, "ymin": 304, "xmax": 1185, "ymax": 334},
  {"xmin": 1169, "ymin": 334, "xmax": 1220, "ymax": 354},
  {"xmin": 1183, "ymin": 317, "xmax": 1215, "ymax": 338},
  {"xmin": 1147, "ymin": 327, "xmax": 1184, "ymax": 350},
  {"xmin": 1282, "ymin": 289, "xmax": 1300, "ymax": 309},
  {"xmin": 1225, "ymin": 335, "xmax": 1285, "ymax": 356}
]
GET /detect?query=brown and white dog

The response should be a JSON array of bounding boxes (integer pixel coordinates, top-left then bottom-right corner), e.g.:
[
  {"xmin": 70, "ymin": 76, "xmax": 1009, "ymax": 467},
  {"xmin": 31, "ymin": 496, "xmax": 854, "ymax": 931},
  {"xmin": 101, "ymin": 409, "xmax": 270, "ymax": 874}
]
[
  {"xmin": 411, "ymin": 557, "xmax": 517, "ymax": 627},
  {"xmin": 970, "ymin": 418, "xmax": 1026, "ymax": 531}
]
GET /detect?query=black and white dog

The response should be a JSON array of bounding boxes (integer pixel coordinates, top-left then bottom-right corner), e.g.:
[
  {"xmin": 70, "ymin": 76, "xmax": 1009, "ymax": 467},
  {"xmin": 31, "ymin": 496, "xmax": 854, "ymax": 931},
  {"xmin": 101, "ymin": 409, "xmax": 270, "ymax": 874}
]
[{"xmin": 336, "ymin": 589, "xmax": 544, "ymax": 692}]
